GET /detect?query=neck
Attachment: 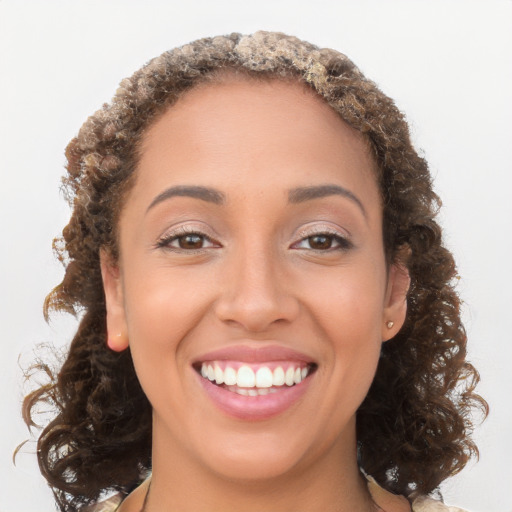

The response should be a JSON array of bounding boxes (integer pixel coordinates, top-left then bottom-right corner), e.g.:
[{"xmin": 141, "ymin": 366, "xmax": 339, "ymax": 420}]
[{"xmin": 144, "ymin": 419, "xmax": 375, "ymax": 512}]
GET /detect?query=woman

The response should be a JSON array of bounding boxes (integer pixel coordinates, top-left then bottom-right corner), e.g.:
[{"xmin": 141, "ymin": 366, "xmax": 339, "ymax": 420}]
[{"xmin": 23, "ymin": 32, "xmax": 486, "ymax": 511}]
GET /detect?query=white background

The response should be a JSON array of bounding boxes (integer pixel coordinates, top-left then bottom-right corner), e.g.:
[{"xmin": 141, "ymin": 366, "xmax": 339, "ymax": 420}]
[{"xmin": 1, "ymin": 1, "xmax": 511, "ymax": 511}]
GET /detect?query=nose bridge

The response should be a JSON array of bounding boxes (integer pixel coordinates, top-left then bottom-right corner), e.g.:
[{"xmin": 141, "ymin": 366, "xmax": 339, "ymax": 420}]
[
  {"xmin": 215, "ymin": 238, "xmax": 298, "ymax": 331},
  {"xmin": 238, "ymin": 244, "xmax": 278, "ymax": 299}
]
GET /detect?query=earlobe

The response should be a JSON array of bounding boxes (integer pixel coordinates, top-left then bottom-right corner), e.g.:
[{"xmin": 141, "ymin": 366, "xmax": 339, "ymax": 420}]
[
  {"xmin": 382, "ymin": 262, "xmax": 410, "ymax": 342},
  {"xmin": 100, "ymin": 249, "xmax": 129, "ymax": 352}
]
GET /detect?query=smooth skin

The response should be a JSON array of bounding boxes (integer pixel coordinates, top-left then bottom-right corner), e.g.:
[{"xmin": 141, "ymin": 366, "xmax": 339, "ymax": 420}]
[{"xmin": 101, "ymin": 78, "xmax": 410, "ymax": 512}]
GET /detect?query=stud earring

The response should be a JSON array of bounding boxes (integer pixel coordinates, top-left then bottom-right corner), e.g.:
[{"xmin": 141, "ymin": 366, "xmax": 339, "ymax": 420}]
[
  {"xmin": 386, "ymin": 321, "xmax": 394, "ymax": 329},
  {"xmin": 107, "ymin": 332, "xmax": 128, "ymax": 352}
]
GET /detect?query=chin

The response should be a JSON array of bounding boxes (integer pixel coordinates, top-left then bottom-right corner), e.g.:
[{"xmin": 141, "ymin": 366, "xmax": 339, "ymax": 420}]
[
  {"xmin": 205, "ymin": 445, "xmax": 305, "ymax": 483},
  {"xmin": 190, "ymin": 420, "xmax": 329, "ymax": 484}
]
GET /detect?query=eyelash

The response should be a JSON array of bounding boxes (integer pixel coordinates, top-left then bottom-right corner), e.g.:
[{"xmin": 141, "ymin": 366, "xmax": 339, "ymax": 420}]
[
  {"xmin": 291, "ymin": 230, "xmax": 353, "ymax": 252},
  {"xmin": 156, "ymin": 227, "xmax": 352, "ymax": 253},
  {"xmin": 156, "ymin": 227, "xmax": 220, "ymax": 252}
]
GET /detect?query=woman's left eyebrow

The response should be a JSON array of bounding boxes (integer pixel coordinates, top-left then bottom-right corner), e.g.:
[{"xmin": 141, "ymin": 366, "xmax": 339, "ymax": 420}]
[
  {"xmin": 146, "ymin": 185, "xmax": 225, "ymax": 213},
  {"xmin": 288, "ymin": 184, "xmax": 366, "ymax": 218}
]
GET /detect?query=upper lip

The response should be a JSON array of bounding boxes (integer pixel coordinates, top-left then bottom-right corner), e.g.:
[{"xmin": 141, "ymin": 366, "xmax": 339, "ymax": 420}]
[{"xmin": 193, "ymin": 344, "xmax": 316, "ymax": 365}]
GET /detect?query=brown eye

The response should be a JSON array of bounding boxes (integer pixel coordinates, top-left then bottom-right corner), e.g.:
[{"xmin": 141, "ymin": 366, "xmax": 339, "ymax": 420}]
[
  {"xmin": 307, "ymin": 234, "xmax": 333, "ymax": 250},
  {"xmin": 178, "ymin": 234, "xmax": 204, "ymax": 249},
  {"xmin": 157, "ymin": 231, "xmax": 219, "ymax": 251},
  {"xmin": 291, "ymin": 231, "xmax": 352, "ymax": 252}
]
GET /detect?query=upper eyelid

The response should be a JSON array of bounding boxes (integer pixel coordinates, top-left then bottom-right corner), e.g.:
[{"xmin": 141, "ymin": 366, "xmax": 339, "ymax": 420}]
[
  {"xmin": 159, "ymin": 223, "xmax": 217, "ymax": 239},
  {"xmin": 155, "ymin": 222, "xmax": 351, "ymax": 245},
  {"xmin": 293, "ymin": 223, "xmax": 350, "ymax": 240},
  {"xmin": 156, "ymin": 224, "xmax": 221, "ymax": 249},
  {"xmin": 290, "ymin": 223, "xmax": 354, "ymax": 251},
  {"xmin": 291, "ymin": 232, "xmax": 350, "ymax": 248}
]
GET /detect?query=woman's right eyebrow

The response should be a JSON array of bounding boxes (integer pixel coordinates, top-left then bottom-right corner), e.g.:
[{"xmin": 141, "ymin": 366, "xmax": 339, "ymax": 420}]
[{"xmin": 146, "ymin": 185, "xmax": 225, "ymax": 213}]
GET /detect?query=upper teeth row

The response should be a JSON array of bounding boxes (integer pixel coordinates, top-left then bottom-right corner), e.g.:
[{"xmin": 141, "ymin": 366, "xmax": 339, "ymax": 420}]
[{"xmin": 200, "ymin": 363, "xmax": 309, "ymax": 388}]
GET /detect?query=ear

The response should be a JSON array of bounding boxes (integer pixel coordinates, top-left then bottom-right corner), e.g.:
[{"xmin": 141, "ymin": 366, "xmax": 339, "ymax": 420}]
[
  {"xmin": 382, "ymin": 261, "xmax": 410, "ymax": 342},
  {"xmin": 100, "ymin": 249, "xmax": 129, "ymax": 352}
]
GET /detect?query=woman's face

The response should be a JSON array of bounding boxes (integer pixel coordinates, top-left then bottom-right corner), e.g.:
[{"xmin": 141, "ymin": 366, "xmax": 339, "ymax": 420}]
[{"xmin": 102, "ymin": 78, "xmax": 408, "ymax": 483}]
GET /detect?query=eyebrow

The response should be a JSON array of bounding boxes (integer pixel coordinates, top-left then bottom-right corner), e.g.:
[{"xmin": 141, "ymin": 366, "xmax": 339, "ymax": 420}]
[
  {"xmin": 288, "ymin": 184, "xmax": 366, "ymax": 217},
  {"xmin": 146, "ymin": 185, "xmax": 225, "ymax": 212}
]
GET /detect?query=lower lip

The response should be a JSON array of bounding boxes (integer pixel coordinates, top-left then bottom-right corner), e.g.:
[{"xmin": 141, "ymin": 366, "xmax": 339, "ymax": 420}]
[{"xmin": 196, "ymin": 372, "xmax": 313, "ymax": 421}]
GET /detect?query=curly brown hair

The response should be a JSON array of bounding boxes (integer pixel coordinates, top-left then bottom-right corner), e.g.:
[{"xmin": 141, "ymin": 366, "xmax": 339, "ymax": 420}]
[{"xmin": 22, "ymin": 31, "xmax": 487, "ymax": 511}]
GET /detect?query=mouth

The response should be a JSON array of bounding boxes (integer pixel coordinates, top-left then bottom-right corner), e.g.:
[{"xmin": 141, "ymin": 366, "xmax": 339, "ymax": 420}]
[
  {"xmin": 192, "ymin": 345, "xmax": 318, "ymax": 420},
  {"xmin": 194, "ymin": 360, "xmax": 317, "ymax": 396}
]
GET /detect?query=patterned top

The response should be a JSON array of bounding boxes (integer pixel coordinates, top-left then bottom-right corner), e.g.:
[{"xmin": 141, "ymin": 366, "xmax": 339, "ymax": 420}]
[
  {"xmin": 365, "ymin": 476, "xmax": 467, "ymax": 512},
  {"xmin": 85, "ymin": 476, "xmax": 468, "ymax": 512}
]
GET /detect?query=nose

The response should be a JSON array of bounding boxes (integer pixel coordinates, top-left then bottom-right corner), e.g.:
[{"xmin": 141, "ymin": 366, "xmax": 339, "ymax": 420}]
[{"xmin": 214, "ymin": 247, "xmax": 300, "ymax": 333}]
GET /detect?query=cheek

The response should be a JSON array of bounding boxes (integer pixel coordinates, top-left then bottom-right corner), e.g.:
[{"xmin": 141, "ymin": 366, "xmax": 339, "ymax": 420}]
[
  {"xmin": 121, "ymin": 264, "xmax": 216, "ymax": 397},
  {"xmin": 123, "ymin": 263, "xmax": 212, "ymax": 342},
  {"xmin": 303, "ymin": 262, "xmax": 386, "ymax": 398},
  {"xmin": 307, "ymin": 260, "xmax": 387, "ymax": 340}
]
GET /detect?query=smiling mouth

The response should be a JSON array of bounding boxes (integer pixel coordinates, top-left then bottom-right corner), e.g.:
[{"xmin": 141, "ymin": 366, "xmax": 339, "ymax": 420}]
[{"xmin": 194, "ymin": 361, "xmax": 318, "ymax": 396}]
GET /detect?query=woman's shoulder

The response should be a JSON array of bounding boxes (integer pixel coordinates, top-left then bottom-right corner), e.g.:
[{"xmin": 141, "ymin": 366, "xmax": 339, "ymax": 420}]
[
  {"xmin": 366, "ymin": 475, "xmax": 468, "ymax": 512},
  {"xmin": 81, "ymin": 494, "xmax": 123, "ymax": 512},
  {"xmin": 411, "ymin": 495, "xmax": 468, "ymax": 512},
  {"xmin": 82, "ymin": 477, "xmax": 469, "ymax": 512},
  {"xmin": 81, "ymin": 478, "xmax": 149, "ymax": 512}
]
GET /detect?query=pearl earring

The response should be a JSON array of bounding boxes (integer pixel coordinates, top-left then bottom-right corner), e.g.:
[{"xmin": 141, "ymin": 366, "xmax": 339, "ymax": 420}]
[
  {"xmin": 107, "ymin": 332, "xmax": 128, "ymax": 352},
  {"xmin": 386, "ymin": 321, "xmax": 394, "ymax": 329}
]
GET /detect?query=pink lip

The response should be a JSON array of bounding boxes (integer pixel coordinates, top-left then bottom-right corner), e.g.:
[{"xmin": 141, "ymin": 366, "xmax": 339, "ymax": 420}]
[
  {"xmin": 192, "ymin": 344, "xmax": 316, "ymax": 421},
  {"xmin": 196, "ymin": 372, "xmax": 313, "ymax": 421},
  {"xmin": 193, "ymin": 344, "xmax": 315, "ymax": 364}
]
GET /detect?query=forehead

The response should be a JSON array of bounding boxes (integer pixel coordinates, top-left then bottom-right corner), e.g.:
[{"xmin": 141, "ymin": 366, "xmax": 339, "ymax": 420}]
[
  {"xmin": 134, "ymin": 77, "xmax": 379, "ymax": 209},
  {"xmin": 141, "ymin": 76, "xmax": 374, "ymax": 158}
]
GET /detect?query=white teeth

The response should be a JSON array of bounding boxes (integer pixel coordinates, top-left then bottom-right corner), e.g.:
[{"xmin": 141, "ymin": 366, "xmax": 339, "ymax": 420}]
[
  {"xmin": 237, "ymin": 366, "xmax": 255, "ymax": 388},
  {"xmin": 224, "ymin": 366, "xmax": 237, "ymax": 386},
  {"xmin": 255, "ymin": 367, "xmax": 273, "ymax": 388},
  {"xmin": 214, "ymin": 364, "xmax": 224, "ymax": 385},
  {"xmin": 226, "ymin": 386, "xmax": 278, "ymax": 396},
  {"xmin": 199, "ymin": 362, "xmax": 312, "ymax": 390},
  {"xmin": 272, "ymin": 366, "xmax": 285, "ymax": 386},
  {"xmin": 285, "ymin": 367, "xmax": 295, "ymax": 386}
]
